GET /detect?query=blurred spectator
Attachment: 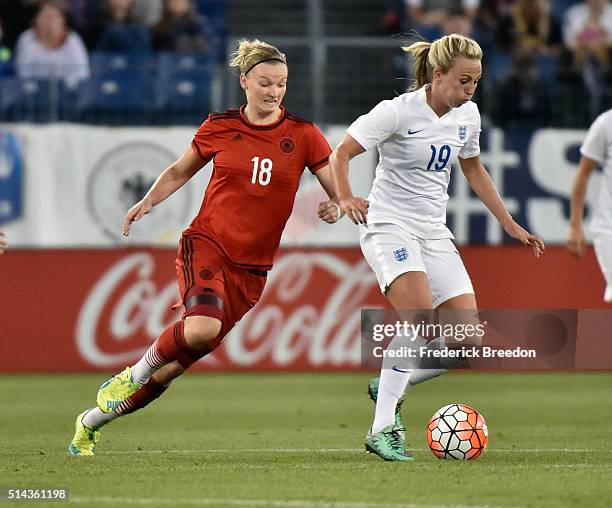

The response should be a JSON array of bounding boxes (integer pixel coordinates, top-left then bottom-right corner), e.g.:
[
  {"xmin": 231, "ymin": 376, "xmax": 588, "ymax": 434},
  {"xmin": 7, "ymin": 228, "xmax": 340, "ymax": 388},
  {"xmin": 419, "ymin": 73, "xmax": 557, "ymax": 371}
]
[
  {"xmin": 477, "ymin": 0, "xmax": 509, "ymax": 40},
  {"xmin": 441, "ymin": 6, "xmax": 476, "ymax": 36},
  {"xmin": 492, "ymin": 50, "xmax": 552, "ymax": 126},
  {"xmin": 563, "ymin": 0, "xmax": 612, "ymax": 65},
  {"xmin": 0, "ymin": 17, "xmax": 13, "ymax": 77},
  {"xmin": 498, "ymin": 0, "xmax": 562, "ymax": 54},
  {"xmin": 63, "ymin": 0, "xmax": 99, "ymax": 45},
  {"xmin": 153, "ymin": 0, "xmax": 217, "ymax": 53},
  {"xmin": 383, "ymin": 0, "xmax": 405, "ymax": 34},
  {"xmin": 132, "ymin": 0, "xmax": 163, "ymax": 27},
  {"xmin": 404, "ymin": 0, "xmax": 480, "ymax": 38},
  {"xmin": 14, "ymin": 0, "xmax": 90, "ymax": 88},
  {"xmin": 562, "ymin": 0, "xmax": 612, "ymax": 119},
  {"xmin": 94, "ymin": 0, "xmax": 151, "ymax": 53}
]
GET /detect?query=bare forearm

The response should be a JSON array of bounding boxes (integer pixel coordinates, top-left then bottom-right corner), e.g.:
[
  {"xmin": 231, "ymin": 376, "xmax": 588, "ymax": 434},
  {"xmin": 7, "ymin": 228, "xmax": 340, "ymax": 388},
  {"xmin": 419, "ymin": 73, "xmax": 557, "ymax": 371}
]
[
  {"xmin": 315, "ymin": 166, "xmax": 338, "ymax": 200},
  {"xmin": 465, "ymin": 165, "xmax": 513, "ymax": 228},
  {"xmin": 144, "ymin": 165, "xmax": 193, "ymax": 206},
  {"xmin": 569, "ymin": 173, "xmax": 589, "ymax": 227},
  {"xmin": 329, "ymin": 150, "xmax": 353, "ymax": 199}
]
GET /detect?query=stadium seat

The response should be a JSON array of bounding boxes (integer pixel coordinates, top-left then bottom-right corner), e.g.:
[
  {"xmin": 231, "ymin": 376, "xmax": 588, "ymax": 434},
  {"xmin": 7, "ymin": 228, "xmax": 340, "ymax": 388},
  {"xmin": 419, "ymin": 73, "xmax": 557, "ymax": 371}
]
[
  {"xmin": 75, "ymin": 73, "xmax": 155, "ymax": 124},
  {"xmin": 0, "ymin": 77, "xmax": 66, "ymax": 122},
  {"xmin": 155, "ymin": 69, "xmax": 211, "ymax": 125},
  {"xmin": 157, "ymin": 52, "xmax": 215, "ymax": 78},
  {"xmin": 195, "ymin": 0, "xmax": 227, "ymax": 35},
  {"xmin": 89, "ymin": 51, "xmax": 154, "ymax": 77}
]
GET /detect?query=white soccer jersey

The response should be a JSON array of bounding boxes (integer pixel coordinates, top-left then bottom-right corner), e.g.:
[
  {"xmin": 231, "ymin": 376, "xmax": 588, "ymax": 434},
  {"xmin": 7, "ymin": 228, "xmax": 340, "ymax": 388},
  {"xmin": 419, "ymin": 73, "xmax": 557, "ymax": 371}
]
[
  {"xmin": 581, "ymin": 109, "xmax": 612, "ymax": 236},
  {"xmin": 347, "ymin": 85, "xmax": 481, "ymax": 239}
]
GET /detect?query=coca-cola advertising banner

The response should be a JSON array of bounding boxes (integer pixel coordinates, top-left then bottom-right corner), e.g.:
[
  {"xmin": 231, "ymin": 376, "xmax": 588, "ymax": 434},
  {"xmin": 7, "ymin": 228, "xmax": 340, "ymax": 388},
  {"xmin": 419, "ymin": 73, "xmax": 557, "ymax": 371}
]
[{"xmin": 0, "ymin": 246, "xmax": 608, "ymax": 373}]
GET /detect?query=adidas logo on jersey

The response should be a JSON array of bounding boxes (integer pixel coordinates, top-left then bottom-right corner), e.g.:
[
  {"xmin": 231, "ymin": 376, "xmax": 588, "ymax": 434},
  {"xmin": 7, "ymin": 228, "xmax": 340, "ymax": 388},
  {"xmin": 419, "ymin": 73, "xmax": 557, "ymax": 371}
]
[{"xmin": 233, "ymin": 134, "xmax": 242, "ymax": 141}]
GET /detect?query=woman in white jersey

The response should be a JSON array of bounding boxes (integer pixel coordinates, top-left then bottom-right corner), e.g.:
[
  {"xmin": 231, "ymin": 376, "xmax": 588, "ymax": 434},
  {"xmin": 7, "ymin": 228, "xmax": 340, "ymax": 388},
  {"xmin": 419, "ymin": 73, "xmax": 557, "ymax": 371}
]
[
  {"xmin": 567, "ymin": 108, "xmax": 612, "ymax": 303},
  {"xmin": 329, "ymin": 34, "xmax": 545, "ymax": 461}
]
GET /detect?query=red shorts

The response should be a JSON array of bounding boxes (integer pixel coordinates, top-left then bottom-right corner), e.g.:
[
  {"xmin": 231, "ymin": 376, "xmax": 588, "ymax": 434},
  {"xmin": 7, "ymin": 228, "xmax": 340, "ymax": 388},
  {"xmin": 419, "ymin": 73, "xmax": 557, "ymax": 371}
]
[{"xmin": 174, "ymin": 234, "xmax": 267, "ymax": 342}]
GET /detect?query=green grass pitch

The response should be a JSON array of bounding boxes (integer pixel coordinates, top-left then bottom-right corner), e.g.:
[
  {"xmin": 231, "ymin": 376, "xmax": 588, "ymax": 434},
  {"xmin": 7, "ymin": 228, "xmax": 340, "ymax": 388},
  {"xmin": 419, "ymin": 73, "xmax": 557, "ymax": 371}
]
[{"xmin": 1, "ymin": 372, "xmax": 611, "ymax": 508}]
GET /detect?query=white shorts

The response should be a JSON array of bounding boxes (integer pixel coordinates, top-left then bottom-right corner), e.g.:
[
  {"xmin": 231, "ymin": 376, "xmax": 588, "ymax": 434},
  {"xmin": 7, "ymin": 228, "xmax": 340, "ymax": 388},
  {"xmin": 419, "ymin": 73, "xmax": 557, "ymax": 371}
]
[
  {"xmin": 593, "ymin": 234, "xmax": 612, "ymax": 302},
  {"xmin": 360, "ymin": 223, "xmax": 474, "ymax": 308}
]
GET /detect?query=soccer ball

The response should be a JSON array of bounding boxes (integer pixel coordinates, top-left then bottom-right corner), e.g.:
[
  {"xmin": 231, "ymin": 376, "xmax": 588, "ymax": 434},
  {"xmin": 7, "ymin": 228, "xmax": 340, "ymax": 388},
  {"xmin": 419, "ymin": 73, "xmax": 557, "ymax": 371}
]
[{"xmin": 427, "ymin": 403, "xmax": 488, "ymax": 460}]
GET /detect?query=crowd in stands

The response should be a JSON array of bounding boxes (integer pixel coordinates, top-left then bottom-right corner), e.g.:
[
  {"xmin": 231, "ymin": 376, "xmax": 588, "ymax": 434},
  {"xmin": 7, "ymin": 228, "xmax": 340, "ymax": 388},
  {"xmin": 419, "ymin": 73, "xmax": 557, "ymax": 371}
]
[
  {"xmin": 384, "ymin": 0, "xmax": 612, "ymax": 126},
  {"xmin": 0, "ymin": 0, "xmax": 221, "ymax": 82},
  {"xmin": 0, "ymin": 0, "xmax": 223, "ymax": 124},
  {"xmin": 0, "ymin": 0, "xmax": 610, "ymax": 126}
]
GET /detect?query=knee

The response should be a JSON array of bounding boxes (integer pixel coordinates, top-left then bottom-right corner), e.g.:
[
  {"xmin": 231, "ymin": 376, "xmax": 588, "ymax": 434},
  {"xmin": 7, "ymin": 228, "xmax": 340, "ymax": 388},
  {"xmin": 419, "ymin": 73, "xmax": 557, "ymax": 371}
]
[{"xmin": 183, "ymin": 315, "xmax": 222, "ymax": 351}]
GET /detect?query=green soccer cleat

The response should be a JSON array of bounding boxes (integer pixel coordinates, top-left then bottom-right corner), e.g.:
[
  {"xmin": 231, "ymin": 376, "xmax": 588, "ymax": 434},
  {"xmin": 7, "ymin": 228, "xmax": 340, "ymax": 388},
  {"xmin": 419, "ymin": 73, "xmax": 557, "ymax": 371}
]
[
  {"xmin": 68, "ymin": 411, "xmax": 100, "ymax": 456},
  {"xmin": 368, "ymin": 377, "xmax": 405, "ymax": 432},
  {"xmin": 365, "ymin": 425, "xmax": 415, "ymax": 461},
  {"xmin": 96, "ymin": 366, "xmax": 140, "ymax": 413}
]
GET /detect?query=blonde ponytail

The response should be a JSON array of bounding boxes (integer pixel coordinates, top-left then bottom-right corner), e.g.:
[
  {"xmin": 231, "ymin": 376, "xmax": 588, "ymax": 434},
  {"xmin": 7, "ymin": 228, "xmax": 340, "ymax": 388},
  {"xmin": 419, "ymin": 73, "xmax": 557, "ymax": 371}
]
[{"xmin": 402, "ymin": 34, "xmax": 483, "ymax": 91}]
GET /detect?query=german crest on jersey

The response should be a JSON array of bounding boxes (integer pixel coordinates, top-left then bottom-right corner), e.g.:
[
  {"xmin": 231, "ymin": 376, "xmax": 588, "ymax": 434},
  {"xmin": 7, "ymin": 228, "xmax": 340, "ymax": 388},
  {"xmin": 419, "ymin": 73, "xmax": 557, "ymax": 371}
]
[
  {"xmin": 458, "ymin": 125, "xmax": 467, "ymax": 142},
  {"xmin": 280, "ymin": 137, "xmax": 295, "ymax": 153}
]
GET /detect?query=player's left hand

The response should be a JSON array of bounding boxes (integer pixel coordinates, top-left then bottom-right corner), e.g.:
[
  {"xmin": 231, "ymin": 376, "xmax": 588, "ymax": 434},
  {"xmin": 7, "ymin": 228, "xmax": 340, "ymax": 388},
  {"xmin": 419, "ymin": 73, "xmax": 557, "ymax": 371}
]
[
  {"xmin": 317, "ymin": 200, "xmax": 344, "ymax": 224},
  {"xmin": 504, "ymin": 221, "xmax": 545, "ymax": 258}
]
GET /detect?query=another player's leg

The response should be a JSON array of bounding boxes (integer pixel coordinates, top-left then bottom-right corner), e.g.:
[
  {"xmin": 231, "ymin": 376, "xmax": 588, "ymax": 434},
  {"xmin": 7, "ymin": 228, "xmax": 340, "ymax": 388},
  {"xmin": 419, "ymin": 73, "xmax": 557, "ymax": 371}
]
[{"xmin": 594, "ymin": 234, "xmax": 612, "ymax": 302}]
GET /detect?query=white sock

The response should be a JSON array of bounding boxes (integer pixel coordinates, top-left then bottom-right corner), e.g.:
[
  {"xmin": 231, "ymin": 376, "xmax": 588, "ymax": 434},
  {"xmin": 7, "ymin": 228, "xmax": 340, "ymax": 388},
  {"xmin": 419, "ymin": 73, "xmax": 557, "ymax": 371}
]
[
  {"xmin": 409, "ymin": 336, "xmax": 447, "ymax": 385},
  {"xmin": 81, "ymin": 407, "xmax": 120, "ymax": 430},
  {"xmin": 371, "ymin": 367, "xmax": 412, "ymax": 433},
  {"xmin": 130, "ymin": 343, "xmax": 167, "ymax": 385},
  {"xmin": 371, "ymin": 333, "xmax": 423, "ymax": 433},
  {"xmin": 409, "ymin": 368, "xmax": 446, "ymax": 385}
]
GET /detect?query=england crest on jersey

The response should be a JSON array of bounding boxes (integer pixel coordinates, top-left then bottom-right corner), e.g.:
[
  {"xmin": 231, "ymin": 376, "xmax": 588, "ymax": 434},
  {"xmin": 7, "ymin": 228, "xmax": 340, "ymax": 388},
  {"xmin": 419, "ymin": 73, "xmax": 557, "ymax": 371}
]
[
  {"xmin": 458, "ymin": 125, "xmax": 467, "ymax": 142},
  {"xmin": 393, "ymin": 247, "xmax": 408, "ymax": 262}
]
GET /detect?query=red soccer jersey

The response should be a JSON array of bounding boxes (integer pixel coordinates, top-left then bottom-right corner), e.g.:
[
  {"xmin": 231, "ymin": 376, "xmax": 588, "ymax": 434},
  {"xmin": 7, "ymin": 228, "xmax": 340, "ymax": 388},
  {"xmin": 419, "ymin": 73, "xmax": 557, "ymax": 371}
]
[{"xmin": 187, "ymin": 105, "xmax": 331, "ymax": 269}]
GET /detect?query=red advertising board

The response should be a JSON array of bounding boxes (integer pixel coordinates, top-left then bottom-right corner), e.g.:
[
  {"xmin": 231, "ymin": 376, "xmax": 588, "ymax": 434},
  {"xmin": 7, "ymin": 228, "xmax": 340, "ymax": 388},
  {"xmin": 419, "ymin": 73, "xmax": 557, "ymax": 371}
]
[{"xmin": 0, "ymin": 247, "xmax": 607, "ymax": 372}]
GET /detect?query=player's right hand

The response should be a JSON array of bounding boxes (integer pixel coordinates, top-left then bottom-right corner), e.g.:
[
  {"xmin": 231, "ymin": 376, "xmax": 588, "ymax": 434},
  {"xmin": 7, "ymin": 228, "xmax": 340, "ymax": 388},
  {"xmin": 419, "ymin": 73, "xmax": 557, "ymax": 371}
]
[
  {"xmin": 566, "ymin": 225, "xmax": 586, "ymax": 257},
  {"xmin": 338, "ymin": 196, "xmax": 369, "ymax": 225},
  {"xmin": 123, "ymin": 199, "xmax": 153, "ymax": 236}
]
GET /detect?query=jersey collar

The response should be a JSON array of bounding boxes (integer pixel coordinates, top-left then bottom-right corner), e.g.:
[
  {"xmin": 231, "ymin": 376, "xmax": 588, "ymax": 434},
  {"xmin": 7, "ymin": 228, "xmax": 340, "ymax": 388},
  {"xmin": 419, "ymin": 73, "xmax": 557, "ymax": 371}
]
[{"xmin": 239, "ymin": 105, "xmax": 287, "ymax": 130}]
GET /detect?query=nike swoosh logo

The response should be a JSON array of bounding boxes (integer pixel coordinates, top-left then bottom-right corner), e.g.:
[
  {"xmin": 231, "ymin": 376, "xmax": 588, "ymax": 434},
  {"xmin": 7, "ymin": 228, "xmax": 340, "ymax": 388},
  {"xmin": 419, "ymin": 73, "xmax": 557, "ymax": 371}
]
[
  {"xmin": 392, "ymin": 366, "xmax": 411, "ymax": 373},
  {"xmin": 408, "ymin": 129, "xmax": 424, "ymax": 135}
]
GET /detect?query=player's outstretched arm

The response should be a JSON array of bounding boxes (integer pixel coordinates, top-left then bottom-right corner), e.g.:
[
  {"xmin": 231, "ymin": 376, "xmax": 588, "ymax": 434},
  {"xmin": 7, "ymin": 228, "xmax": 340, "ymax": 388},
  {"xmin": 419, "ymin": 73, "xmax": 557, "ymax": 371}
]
[
  {"xmin": 459, "ymin": 154, "xmax": 545, "ymax": 258},
  {"xmin": 566, "ymin": 155, "xmax": 598, "ymax": 257},
  {"xmin": 0, "ymin": 230, "xmax": 6, "ymax": 254},
  {"xmin": 329, "ymin": 134, "xmax": 369, "ymax": 225},
  {"xmin": 123, "ymin": 147, "xmax": 204, "ymax": 236}
]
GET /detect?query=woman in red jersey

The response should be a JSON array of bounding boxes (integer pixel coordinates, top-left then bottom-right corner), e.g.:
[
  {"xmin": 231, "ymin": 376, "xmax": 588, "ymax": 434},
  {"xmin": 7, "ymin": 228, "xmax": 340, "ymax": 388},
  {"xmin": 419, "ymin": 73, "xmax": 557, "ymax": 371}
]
[{"xmin": 69, "ymin": 39, "xmax": 342, "ymax": 455}]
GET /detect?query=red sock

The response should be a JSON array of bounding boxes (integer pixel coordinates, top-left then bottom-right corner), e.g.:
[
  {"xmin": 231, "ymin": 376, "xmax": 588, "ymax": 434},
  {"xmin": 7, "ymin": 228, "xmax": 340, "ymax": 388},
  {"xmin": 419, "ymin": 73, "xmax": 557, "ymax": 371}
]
[
  {"xmin": 117, "ymin": 378, "xmax": 169, "ymax": 415},
  {"xmin": 154, "ymin": 320, "xmax": 203, "ymax": 369}
]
